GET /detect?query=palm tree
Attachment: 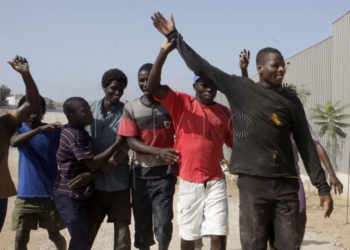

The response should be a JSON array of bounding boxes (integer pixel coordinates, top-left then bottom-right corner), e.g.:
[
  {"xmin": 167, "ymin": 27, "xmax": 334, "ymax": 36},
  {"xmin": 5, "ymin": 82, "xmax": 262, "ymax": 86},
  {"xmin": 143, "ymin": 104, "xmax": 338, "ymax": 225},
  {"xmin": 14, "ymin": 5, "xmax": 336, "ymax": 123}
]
[{"xmin": 310, "ymin": 101, "xmax": 350, "ymax": 144}]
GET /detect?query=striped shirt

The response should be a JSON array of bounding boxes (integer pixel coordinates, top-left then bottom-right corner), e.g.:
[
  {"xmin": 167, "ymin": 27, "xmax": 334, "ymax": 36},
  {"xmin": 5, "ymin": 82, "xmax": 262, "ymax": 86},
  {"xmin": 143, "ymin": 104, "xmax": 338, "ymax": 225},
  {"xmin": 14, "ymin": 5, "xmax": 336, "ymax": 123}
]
[
  {"xmin": 53, "ymin": 124, "xmax": 94, "ymax": 199},
  {"xmin": 118, "ymin": 97, "xmax": 175, "ymax": 179}
]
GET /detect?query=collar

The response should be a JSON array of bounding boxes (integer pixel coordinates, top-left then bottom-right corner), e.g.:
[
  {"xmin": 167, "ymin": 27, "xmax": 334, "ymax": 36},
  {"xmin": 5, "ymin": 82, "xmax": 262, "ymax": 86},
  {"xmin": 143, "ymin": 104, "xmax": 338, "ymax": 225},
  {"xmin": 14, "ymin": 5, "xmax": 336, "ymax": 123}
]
[{"xmin": 98, "ymin": 98, "xmax": 123, "ymax": 114}]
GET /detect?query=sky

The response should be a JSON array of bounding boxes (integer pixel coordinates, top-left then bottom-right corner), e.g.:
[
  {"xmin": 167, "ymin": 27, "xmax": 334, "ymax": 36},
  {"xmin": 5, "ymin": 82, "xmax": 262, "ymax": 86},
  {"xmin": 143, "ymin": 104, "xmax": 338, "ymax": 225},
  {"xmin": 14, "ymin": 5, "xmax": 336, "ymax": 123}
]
[{"xmin": 1, "ymin": 0, "xmax": 350, "ymax": 103}]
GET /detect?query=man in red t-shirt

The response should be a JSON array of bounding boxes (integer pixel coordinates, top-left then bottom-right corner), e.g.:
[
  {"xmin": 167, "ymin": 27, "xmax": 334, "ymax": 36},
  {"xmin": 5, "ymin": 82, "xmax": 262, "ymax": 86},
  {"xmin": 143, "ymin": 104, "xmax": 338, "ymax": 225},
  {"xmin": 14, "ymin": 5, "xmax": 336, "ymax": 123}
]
[{"xmin": 147, "ymin": 39, "xmax": 233, "ymax": 250}]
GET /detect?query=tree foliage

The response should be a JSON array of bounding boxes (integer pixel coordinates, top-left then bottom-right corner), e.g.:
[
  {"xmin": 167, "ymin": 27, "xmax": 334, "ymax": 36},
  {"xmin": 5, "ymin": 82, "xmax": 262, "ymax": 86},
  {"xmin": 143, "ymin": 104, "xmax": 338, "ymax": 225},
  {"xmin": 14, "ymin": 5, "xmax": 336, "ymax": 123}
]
[
  {"xmin": 46, "ymin": 99, "xmax": 56, "ymax": 109},
  {"xmin": 0, "ymin": 85, "xmax": 11, "ymax": 106},
  {"xmin": 310, "ymin": 101, "xmax": 350, "ymax": 144}
]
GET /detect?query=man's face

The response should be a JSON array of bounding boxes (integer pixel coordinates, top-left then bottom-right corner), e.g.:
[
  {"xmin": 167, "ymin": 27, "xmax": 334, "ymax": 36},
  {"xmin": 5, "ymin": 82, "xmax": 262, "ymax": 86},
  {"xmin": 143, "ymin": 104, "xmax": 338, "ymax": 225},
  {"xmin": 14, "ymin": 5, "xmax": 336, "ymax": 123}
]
[
  {"xmin": 194, "ymin": 79, "xmax": 217, "ymax": 105},
  {"xmin": 28, "ymin": 105, "xmax": 43, "ymax": 123},
  {"xmin": 138, "ymin": 70, "xmax": 151, "ymax": 96},
  {"xmin": 104, "ymin": 80, "xmax": 125, "ymax": 105},
  {"xmin": 258, "ymin": 52, "xmax": 286, "ymax": 85},
  {"xmin": 71, "ymin": 100, "xmax": 94, "ymax": 126}
]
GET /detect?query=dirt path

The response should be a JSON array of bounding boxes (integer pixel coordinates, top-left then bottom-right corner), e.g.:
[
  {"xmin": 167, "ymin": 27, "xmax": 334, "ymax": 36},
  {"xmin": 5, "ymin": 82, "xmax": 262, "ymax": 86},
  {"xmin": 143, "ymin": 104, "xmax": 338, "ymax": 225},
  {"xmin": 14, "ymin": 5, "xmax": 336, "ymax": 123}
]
[{"xmin": 0, "ymin": 148, "xmax": 347, "ymax": 249}]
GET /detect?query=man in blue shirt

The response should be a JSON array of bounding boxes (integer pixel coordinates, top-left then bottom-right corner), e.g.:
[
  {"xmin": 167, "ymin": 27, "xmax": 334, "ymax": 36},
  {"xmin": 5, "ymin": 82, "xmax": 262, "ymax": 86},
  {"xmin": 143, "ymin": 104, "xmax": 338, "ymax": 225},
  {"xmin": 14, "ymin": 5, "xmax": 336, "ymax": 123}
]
[
  {"xmin": 10, "ymin": 96, "xmax": 66, "ymax": 250},
  {"xmin": 85, "ymin": 68, "xmax": 131, "ymax": 250}
]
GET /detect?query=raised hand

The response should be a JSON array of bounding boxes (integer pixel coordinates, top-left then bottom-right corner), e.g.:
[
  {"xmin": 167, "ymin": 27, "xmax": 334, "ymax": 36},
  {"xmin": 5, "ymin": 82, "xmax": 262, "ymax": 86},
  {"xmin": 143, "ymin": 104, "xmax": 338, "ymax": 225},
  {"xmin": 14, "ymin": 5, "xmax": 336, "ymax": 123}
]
[
  {"xmin": 161, "ymin": 38, "xmax": 176, "ymax": 54},
  {"xmin": 151, "ymin": 12, "xmax": 176, "ymax": 35},
  {"xmin": 7, "ymin": 55, "xmax": 30, "ymax": 75},
  {"xmin": 239, "ymin": 49, "xmax": 250, "ymax": 70}
]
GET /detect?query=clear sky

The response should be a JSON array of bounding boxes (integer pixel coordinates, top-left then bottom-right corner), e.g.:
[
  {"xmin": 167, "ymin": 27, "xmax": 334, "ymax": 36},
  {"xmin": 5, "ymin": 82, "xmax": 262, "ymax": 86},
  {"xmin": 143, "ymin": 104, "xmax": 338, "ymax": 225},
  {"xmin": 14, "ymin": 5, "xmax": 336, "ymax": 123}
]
[{"xmin": 1, "ymin": 0, "xmax": 349, "ymax": 102}]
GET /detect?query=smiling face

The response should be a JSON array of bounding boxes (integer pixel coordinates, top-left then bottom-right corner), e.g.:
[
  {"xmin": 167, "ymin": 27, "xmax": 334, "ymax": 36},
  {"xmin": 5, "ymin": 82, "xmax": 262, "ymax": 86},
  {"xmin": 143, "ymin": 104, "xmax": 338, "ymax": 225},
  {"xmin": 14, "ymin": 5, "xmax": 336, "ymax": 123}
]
[
  {"xmin": 104, "ymin": 80, "xmax": 125, "ymax": 106},
  {"xmin": 193, "ymin": 78, "xmax": 217, "ymax": 105},
  {"xmin": 257, "ymin": 52, "xmax": 286, "ymax": 85},
  {"xmin": 138, "ymin": 70, "xmax": 152, "ymax": 97}
]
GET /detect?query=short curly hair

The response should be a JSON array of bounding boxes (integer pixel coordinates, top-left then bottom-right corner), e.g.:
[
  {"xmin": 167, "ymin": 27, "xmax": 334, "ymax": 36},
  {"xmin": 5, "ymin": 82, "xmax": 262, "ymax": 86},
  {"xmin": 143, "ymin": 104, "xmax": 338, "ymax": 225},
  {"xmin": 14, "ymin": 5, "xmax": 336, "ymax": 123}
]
[
  {"xmin": 18, "ymin": 95, "xmax": 46, "ymax": 116},
  {"xmin": 256, "ymin": 47, "xmax": 282, "ymax": 65},
  {"xmin": 101, "ymin": 68, "xmax": 128, "ymax": 89},
  {"xmin": 63, "ymin": 97, "xmax": 85, "ymax": 121}
]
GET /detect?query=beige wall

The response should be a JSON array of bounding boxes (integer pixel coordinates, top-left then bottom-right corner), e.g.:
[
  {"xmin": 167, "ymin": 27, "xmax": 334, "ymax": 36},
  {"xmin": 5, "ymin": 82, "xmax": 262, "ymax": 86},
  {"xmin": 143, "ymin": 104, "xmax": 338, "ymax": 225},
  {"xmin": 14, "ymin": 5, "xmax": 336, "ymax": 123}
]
[{"xmin": 43, "ymin": 111, "xmax": 68, "ymax": 124}]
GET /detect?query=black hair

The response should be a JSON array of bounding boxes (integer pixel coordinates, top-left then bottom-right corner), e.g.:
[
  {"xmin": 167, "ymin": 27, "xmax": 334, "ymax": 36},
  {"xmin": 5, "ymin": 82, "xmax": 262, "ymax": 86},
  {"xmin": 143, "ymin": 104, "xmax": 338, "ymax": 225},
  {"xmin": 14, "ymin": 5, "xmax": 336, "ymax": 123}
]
[
  {"xmin": 101, "ymin": 68, "xmax": 128, "ymax": 89},
  {"xmin": 18, "ymin": 95, "xmax": 46, "ymax": 116},
  {"xmin": 256, "ymin": 47, "xmax": 282, "ymax": 65},
  {"xmin": 63, "ymin": 97, "xmax": 85, "ymax": 121},
  {"xmin": 138, "ymin": 63, "xmax": 153, "ymax": 73}
]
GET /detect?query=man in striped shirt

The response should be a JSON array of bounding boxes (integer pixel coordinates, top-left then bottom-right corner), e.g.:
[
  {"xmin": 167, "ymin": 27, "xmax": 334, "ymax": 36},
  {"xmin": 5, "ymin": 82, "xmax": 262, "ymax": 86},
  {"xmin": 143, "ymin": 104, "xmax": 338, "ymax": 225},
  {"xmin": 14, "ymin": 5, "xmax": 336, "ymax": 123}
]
[
  {"xmin": 53, "ymin": 97, "xmax": 125, "ymax": 250},
  {"xmin": 118, "ymin": 63, "xmax": 178, "ymax": 250}
]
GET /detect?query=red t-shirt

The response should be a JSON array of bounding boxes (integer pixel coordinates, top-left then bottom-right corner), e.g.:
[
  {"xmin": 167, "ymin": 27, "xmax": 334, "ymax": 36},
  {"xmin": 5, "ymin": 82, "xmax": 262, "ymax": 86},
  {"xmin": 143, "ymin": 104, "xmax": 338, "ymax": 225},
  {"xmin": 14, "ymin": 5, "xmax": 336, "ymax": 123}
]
[{"xmin": 155, "ymin": 86, "xmax": 233, "ymax": 183}]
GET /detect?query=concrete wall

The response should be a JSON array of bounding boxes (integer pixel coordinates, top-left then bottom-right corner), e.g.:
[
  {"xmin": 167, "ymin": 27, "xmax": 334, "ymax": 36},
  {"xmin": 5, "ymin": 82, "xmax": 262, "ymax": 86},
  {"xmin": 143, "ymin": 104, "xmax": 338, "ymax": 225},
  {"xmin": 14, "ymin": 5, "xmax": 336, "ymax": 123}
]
[{"xmin": 43, "ymin": 111, "xmax": 68, "ymax": 124}]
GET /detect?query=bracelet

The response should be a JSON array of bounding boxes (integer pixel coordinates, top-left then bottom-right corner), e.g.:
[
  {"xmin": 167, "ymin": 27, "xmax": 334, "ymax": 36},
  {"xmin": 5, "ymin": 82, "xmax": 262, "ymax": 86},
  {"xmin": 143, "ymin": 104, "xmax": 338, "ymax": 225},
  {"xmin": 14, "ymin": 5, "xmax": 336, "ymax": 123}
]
[{"xmin": 165, "ymin": 29, "xmax": 178, "ymax": 42}]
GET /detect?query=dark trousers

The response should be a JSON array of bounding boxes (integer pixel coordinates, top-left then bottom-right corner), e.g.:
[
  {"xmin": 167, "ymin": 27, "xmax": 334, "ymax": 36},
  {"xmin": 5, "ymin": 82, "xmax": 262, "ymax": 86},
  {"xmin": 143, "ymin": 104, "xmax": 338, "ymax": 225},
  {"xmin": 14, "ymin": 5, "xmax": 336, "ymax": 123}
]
[
  {"xmin": 237, "ymin": 174, "xmax": 300, "ymax": 250},
  {"xmin": 54, "ymin": 193, "xmax": 89, "ymax": 250},
  {"xmin": 0, "ymin": 198, "xmax": 8, "ymax": 232},
  {"xmin": 88, "ymin": 189, "xmax": 131, "ymax": 250},
  {"xmin": 132, "ymin": 175, "xmax": 177, "ymax": 249}
]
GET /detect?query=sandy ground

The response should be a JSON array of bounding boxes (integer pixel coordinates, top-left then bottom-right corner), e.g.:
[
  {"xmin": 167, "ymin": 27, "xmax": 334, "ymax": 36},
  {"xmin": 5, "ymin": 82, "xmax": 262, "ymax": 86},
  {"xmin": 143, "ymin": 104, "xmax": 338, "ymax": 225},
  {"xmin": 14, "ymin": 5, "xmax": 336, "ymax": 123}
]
[{"xmin": 1, "ymin": 147, "xmax": 349, "ymax": 250}]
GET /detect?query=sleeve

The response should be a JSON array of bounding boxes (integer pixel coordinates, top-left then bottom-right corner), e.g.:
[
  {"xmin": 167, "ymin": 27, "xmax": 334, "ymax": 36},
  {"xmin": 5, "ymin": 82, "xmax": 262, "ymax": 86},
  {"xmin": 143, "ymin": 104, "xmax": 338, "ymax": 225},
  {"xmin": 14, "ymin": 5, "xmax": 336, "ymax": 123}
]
[
  {"xmin": 72, "ymin": 131, "xmax": 94, "ymax": 161},
  {"xmin": 175, "ymin": 35, "xmax": 241, "ymax": 93},
  {"xmin": 154, "ymin": 86, "xmax": 187, "ymax": 125},
  {"xmin": 291, "ymin": 97, "xmax": 330, "ymax": 196},
  {"xmin": 117, "ymin": 104, "xmax": 139, "ymax": 137},
  {"xmin": 307, "ymin": 121, "xmax": 320, "ymax": 144}
]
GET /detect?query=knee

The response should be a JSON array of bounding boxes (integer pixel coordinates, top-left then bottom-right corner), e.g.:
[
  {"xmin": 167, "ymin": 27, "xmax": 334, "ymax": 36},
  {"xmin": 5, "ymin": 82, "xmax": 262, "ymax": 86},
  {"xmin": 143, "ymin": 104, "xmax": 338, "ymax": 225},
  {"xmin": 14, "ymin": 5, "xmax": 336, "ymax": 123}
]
[{"xmin": 210, "ymin": 235, "xmax": 226, "ymax": 248}]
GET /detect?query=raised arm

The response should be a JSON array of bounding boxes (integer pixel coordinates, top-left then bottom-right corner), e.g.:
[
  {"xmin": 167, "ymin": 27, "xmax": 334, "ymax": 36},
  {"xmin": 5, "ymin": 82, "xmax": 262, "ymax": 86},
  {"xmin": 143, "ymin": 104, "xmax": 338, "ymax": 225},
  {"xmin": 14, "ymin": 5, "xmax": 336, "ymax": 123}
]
[
  {"xmin": 126, "ymin": 136, "xmax": 178, "ymax": 164},
  {"xmin": 239, "ymin": 49, "xmax": 250, "ymax": 78},
  {"xmin": 10, "ymin": 122, "xmax": 61, "ymax": 147},
  {"xmin": 147, "ymin": 38, "xmax": 176, "ymax": 99},
  {"xmin": 7, "ymin": 56, "xmax": 40, "ymax": 125},
  {"xmin": 151, "ymin": 12, "xmax": 238, "ymax": 93}
]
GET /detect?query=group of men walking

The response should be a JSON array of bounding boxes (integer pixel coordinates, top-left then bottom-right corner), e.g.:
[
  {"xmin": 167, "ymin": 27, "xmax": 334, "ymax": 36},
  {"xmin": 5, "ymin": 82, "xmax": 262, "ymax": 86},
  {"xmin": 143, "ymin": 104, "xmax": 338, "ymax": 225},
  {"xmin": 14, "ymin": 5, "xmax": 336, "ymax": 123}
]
[{"xmin": 0, "ymin": 11, "xmax": 344, "ymax": 250}]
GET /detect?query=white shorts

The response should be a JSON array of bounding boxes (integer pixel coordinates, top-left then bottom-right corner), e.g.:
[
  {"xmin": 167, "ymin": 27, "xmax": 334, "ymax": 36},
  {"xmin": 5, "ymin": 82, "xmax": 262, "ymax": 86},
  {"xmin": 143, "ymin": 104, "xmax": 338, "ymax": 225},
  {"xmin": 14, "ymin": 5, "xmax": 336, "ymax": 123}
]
[{"xmin": 177, "ymin": 178, "xmax": 229, "ymax": 241}]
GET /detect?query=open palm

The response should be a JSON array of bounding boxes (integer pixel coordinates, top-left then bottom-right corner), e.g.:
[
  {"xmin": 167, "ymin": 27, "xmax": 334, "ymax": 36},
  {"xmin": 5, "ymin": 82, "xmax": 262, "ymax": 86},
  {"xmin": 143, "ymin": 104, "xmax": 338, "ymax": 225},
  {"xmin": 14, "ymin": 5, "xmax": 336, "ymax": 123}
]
[{"xmin": 151, "ymin": 12, "xmax": 176, "ymax": 35}]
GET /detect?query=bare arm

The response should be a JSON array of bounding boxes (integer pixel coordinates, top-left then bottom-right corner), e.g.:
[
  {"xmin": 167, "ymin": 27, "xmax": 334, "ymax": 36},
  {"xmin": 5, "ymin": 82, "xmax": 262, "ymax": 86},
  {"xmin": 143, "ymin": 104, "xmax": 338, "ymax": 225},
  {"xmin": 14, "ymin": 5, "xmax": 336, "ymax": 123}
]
[
  {"xmin": 147, "ymin": 39, "xmax": 176, "ymax": 99},
  {"xmin": 8, "ymin": 56, "xmax": 40, "ymax": 125},
  {"xmin": 151, "ymin": 12, "xmax": 237, "ymax": 94},
  {"xmin": 68, "ymin": 145, "xmax": 130, "ymax": 190},
  {"xmin": 126, "ymin": 136, "xmax": 178, "ymax": 164},
  {"xmin": 10, "ymin": 122, "xmax": 61, "ymax": 147},
  {"xmin": 82, "ymin": 135, "xmax": 126, "ymax": 172},
  {"xmin": 315, "ymin": 143, "xmax": 343, "ymax": 194}
]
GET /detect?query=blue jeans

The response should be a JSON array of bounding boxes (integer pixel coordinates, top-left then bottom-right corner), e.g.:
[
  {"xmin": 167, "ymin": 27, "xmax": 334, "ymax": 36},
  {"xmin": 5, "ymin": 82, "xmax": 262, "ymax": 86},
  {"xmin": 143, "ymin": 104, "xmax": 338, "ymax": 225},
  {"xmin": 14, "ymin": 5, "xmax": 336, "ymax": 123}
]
[
  {"xmin": 54, "ymin": 193, "xmax": 90, "ymax": 250},
  {"xmin": 132, "ymin": 175, "xmax": 177, "ymax": 248},
  {"xmin": 0, "ymin": 198, "xmax": 8, "ymax": 232}
]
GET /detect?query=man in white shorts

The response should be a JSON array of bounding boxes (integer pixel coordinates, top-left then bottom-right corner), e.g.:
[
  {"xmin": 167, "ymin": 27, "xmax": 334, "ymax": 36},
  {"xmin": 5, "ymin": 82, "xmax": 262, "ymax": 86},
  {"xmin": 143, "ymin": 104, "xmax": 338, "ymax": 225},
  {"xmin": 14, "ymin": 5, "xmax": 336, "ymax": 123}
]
[{"xmin": 146, "ymin": 37, "xmax": 233, "ymax": 250}]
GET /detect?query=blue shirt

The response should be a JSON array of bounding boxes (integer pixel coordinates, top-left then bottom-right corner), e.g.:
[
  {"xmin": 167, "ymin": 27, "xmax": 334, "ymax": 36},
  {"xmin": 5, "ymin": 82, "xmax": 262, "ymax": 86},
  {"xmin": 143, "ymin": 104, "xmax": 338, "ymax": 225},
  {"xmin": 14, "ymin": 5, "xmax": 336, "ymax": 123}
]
[
  {"xmin": 17, "ymin": 123, "xmax": 61, "ymax": 198},
  {"xmin": 86, "ymin": 99, "xmax": 130, "ymax": 192}
]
